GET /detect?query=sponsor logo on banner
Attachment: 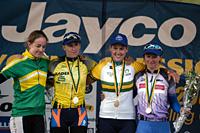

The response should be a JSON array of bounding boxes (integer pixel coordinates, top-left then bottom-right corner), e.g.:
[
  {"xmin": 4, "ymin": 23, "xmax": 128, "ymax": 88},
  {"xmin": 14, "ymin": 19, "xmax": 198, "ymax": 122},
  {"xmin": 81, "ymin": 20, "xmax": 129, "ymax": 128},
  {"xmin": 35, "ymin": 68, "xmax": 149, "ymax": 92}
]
[
  {"xmin": 0, "ymin": 1, "xmax": 200, "ymax": 133},
  {"xmin": 0, "ymin": 2, "xmax": 197, "ymax": 53}
]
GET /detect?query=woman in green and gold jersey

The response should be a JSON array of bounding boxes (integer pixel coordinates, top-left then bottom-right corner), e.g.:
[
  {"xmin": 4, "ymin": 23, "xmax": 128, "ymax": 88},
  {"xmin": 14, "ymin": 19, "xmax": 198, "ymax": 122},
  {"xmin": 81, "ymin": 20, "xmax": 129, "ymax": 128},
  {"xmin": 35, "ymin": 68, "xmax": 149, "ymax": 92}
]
[{"xmin": 0, "ymin": 30, "xmax": 49, "ymax": 133}]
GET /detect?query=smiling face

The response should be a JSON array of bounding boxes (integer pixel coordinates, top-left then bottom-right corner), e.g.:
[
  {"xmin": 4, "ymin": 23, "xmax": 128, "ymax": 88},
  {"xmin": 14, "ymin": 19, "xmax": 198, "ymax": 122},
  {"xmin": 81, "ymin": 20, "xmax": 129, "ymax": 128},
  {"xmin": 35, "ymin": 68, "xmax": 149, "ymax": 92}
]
[
  {"xmin": 63, "ymin": 42, "xmax": 81, "ymax": 58},
  {"xmin": 28, "ymin": 37, "xmax": 47, "ymax": 58},
  {"xmin": 144, "ymin": 53, "xmax": 162, "ymax": 71},
  {"xmin": 109, "ymin": 44, "xmax": 128, "ymax": 62}
]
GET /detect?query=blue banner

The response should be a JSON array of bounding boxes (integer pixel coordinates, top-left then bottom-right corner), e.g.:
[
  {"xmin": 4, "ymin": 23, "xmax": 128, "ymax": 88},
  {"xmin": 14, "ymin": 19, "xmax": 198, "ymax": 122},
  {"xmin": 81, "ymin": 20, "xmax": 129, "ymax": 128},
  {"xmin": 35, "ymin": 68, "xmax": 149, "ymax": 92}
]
[{"xmin": 0, "ymin": 1, "xmax": 200, "ymax": 133}]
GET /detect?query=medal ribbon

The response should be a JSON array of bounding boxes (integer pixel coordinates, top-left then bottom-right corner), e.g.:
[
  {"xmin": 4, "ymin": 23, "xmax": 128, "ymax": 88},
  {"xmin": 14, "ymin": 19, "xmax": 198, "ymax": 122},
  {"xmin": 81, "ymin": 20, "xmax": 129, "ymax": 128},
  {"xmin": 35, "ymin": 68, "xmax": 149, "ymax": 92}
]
[
  {"xmin": 66, "ymin": 57, "xmax": 80, "ymax": 95},
  {"xmin": 112, "ymin": 59, "xmax": 125, "ymax": 97},
  {"xmin": 145, "ymin": 69, "xmax": 160, "ymax": 107}
]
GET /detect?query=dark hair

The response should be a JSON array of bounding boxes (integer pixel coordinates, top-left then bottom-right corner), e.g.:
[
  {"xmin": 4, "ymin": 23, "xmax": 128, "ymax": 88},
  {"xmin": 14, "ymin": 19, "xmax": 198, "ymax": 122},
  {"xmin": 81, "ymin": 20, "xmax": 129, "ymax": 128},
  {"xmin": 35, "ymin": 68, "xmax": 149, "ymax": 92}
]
[{"xmin": 25, "ymin": 30, "xmax": 48, "ymax": 48}]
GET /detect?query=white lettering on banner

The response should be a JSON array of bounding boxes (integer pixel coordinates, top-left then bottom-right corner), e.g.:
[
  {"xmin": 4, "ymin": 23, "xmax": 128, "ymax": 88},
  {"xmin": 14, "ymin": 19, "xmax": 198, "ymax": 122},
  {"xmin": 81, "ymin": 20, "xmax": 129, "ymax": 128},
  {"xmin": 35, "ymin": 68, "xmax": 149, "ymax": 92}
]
[
  {"xmin": 0, "ymin": 122, "xmax": 9, "ymax": 128},
  {"xmin": 0, "ymin": 102, "xmax": 12, "ymax": 112},
  {"xmin": 0, "ymin": 2, "xmax": 197, "ymax": 53},
  {"xmin": 158, "ymin": 18, "xmax": 196, "ymax": 47},
  {"xmin": 82, "ymin": 17, "xmax": 123, "ymax": 53},
  {"xmin": 43, "ymin": 13, "xmax": 81, "ymax": 43},
  {"xmin": 1, "ymin": 2, "xmax": 46, "ymax": 42},
  {"xmin": 120, "ymin": 16, "xmax": 157, "ymax": 46}
]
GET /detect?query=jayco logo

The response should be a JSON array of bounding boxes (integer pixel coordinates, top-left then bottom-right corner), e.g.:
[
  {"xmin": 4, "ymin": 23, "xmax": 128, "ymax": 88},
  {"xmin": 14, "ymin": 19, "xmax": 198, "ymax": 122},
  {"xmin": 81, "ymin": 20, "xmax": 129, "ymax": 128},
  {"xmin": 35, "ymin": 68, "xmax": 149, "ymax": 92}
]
[{"xmin": 1, "ymin": 2, "xmax": 197, "ymax": 54}]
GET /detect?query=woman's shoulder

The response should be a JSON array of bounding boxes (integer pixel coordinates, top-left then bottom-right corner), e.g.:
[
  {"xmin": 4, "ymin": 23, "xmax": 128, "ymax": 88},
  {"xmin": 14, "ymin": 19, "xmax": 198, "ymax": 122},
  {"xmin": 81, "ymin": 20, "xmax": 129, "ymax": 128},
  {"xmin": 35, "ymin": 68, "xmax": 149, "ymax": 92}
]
[
  {"xmin": 98, "ymin": 57, "xmax": 112, "ymax": 64},
  {"xmin": 6, "ymin": 54, "xmax": 27, "ymax": 65}
]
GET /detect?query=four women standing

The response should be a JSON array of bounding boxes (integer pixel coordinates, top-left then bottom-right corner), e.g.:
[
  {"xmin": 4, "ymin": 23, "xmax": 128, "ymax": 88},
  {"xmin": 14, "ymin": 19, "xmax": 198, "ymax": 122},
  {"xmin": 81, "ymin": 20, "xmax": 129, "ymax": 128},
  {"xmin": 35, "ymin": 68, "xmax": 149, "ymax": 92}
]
[{"xmin": 0, "ymin": 31, "xmax": 181, "ymax": 133}]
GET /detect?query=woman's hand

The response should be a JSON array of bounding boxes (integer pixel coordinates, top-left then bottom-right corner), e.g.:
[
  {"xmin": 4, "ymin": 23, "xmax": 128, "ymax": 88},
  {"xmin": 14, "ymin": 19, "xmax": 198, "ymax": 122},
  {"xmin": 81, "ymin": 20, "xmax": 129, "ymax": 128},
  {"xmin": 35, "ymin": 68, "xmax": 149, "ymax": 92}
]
[
  {"xmin": 180, "ymin": 107, "xmax": 191, "ymax": 114},
  {"xmin": 100, "ymin": 93, "xmax": 105, "ymax": 101},
  {"xmin": 167, "ymin": 70, "xmax": 180, "ymax": 83}
]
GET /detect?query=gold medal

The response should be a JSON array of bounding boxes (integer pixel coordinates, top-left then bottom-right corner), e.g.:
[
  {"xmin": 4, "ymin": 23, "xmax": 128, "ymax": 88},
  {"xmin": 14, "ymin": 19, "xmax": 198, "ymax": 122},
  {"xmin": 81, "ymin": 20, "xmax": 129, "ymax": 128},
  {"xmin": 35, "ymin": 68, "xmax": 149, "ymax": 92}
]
[
  {"xmin": 73, "ymin": 96, "xmax": 79, "ymax": 104},
  {"xmin": 114, "ymin": 100, "xmax": 120, "ymax": 107},
  {"xmin": 145, "ymin": 106, "xmax": 152, "ymax": 114}
]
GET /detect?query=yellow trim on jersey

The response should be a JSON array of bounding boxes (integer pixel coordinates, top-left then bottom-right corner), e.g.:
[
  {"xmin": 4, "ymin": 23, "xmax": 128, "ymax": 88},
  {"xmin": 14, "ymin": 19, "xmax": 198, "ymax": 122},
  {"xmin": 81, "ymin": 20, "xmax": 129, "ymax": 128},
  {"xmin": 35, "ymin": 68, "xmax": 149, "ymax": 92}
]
[
  {"xmin": 1, "ymin": 56, "xmax": 28, "ymax": 72},
  {"xmin": 131, "ymin": 61, "xmax": 145, "ymax": 73},
  {"xmin": 91, "ymin": 57, "xmax": 111, "ymax": 80},
  {"xmin": 92, "ymin": 58, "xmax": 145, "ymax": 80},
  {"xmin": 51, "ymin": 58, "xmax": 88, "ymax": 108},
  {"xmin": 19, "ymin": 70, "xmax": 47, "ymax": 91}
]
